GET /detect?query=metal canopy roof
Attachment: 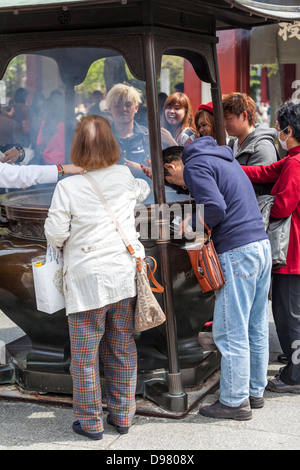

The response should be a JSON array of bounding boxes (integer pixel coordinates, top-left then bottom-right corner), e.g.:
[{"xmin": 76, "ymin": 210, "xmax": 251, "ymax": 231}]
[
  {"xmin": 0, "ymin": 0, "xmax": 95, "ymax": 8},
  {"xmin": 0, "ymin": 1, "xmax": 298, "ymax": 27},
  {"xmin": 227, "ymin": 0, "xmax": 300, "ymax": 21}
]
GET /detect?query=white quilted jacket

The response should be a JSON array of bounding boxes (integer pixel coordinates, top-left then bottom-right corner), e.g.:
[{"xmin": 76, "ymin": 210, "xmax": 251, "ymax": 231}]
[{"xmin": 44, "ymin": 165, "xmax": 150, "ymax": 314}]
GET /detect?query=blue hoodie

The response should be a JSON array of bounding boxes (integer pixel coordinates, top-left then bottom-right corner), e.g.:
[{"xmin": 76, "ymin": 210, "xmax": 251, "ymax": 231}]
[{"xmin": 182, "ymin": 137, "xmax": 267, "ymax": 254}]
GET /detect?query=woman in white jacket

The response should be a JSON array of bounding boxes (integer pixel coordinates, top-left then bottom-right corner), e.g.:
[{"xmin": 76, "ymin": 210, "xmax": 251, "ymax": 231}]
[{"xmin": 44, "ymin": 115, "xmax": 150, "ymax": 440}]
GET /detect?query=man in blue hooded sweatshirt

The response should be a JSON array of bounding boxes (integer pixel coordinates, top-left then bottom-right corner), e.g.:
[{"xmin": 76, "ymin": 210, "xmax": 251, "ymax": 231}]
[{"xmin": 162, "ymin": 137, "xmax": 272, "ymax": 421}]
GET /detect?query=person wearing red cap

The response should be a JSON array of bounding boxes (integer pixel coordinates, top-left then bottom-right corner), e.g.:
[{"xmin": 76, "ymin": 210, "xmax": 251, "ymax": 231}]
[
  {"xmin": 194, "ymin": 102, "xmax": 216, "ymax": 139},
  {"xmin": 198, "ymin": 102, "xmax": 214, "ymax": 114}
]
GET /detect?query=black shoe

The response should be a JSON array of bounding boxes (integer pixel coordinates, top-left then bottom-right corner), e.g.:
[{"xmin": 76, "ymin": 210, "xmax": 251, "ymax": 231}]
[
  {"xmin": 199, "ymin": 399, "xmax": 252, "ymax": 421},
  {"xmin": 249, "ymin": 396, "xmax": 264, "ymax": 409},
  {"xmin": 267, "ymin": 377, "xmax": 300, "ymax": 394},
  {"xmin": 277, "ymin": 354, "xmax": 288, "ymax": 364},
  {"xmin": 72, "ymin": 421, "xmax": 103, "ymax": 440},
  {"xmin": 107, "ymin": 414, "xmax": 129, "ymax": 434}
]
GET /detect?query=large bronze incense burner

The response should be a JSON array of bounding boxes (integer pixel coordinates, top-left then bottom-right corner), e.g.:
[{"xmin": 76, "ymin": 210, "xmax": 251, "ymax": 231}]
[
  {"xmin": 0, "ymin": 188, "xmax": 70, "ymax": 389},
  {"xmin": 0, "ymin": 0, "xmax": 298, "ymax": 414}
]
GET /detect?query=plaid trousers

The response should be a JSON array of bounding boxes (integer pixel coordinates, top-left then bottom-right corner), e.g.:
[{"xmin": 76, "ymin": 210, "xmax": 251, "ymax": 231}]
[{"xmin": 68, "ymin": 297, "xmax": 137, "ymax": 434}]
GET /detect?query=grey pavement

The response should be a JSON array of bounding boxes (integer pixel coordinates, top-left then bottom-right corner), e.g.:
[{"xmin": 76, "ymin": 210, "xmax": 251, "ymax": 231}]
[{"xmin": 0, "ymin": 305, "xmax": 299, "ymax": 451}]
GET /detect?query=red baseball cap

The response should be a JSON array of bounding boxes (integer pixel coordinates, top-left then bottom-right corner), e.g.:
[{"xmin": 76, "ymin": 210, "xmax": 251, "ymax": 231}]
[{"xmin": 197, "ymin": 102, "xmax": 213, "ymax": 114}]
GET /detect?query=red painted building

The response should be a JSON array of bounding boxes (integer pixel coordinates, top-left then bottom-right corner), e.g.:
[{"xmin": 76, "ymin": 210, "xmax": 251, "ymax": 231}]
[{"xmin": 185, "ymin": 22, "xmax": 300, "ymax": 123}]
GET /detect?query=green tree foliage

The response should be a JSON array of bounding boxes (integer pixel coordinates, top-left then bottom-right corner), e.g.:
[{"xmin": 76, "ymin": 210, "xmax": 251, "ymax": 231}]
[
  {"xmin": 75, "ymin": 58, "xmax": 106, "ymax": 97},
  {"xmin": 74, "ymin": 55, "xmax": 184, "ymax": 102},
  {"xmin": 2, "ymin": 53, "xmax": 184, "ymax": 107},
  {"xmin": 161, "ymin": 55, "xmax": 184, "ymax": 92},
  {"xmin": 3, "ymin": 55, "xmax": 26, "ymax": 99}
]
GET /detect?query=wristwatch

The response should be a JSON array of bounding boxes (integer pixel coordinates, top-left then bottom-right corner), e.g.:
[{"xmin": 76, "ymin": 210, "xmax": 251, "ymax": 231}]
[
  {"xmin": 56, "ymin": 164, "xmax": 64, "ymax": 178},
  {"xmin": 16, "ymin": 146, "xmax": 25, "ymax": 163}
]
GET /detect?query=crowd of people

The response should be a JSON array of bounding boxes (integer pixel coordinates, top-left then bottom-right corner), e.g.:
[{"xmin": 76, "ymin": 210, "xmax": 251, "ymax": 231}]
[{"xmin": 0, "ymin": 82, "xmax": 299, "ymax": 439}]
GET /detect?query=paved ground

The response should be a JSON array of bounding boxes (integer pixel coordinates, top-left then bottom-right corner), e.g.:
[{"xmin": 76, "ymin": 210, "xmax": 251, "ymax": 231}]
[{"xmin": 0, "ymin": 305, "xmax": 299, "ymax": 451}]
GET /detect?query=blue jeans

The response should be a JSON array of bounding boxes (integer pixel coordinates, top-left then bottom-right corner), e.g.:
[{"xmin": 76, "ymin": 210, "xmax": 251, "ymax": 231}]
[{"xmin": 213, "ymin": 239, "xmax": 272, "ymax": 407}]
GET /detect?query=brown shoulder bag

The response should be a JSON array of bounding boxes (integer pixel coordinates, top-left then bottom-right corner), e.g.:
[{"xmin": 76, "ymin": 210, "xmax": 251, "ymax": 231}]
[{"xmin": 188, "ymin": 212, "xmax": 225, "ymax": 293}]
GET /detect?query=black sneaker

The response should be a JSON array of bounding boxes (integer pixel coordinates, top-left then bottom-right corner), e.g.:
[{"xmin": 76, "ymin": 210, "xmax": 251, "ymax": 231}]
[
  {"xmin": 267, "ymin": 377, "xmax": 300, "ymax": 394},
  {"xmin": 277, "ymin": 354, "xmax": 288, "ymax": 364},
  {"xmin": 107, "ymin": 414, "xmax": 129, "ymax": 434},
  {"xmin": 72, "ymin": 421, "xmax": 103, "ymax": 440}
]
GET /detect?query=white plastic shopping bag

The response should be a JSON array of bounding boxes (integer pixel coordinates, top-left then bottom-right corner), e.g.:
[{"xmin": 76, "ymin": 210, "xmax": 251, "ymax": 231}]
[{"xmin": 32, "ymin": 245, "xmax": 65, "ymax": 314}]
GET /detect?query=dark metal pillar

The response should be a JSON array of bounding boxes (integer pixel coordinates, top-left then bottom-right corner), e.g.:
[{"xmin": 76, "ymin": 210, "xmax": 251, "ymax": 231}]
[
  {"xmin": 143, "ymin": 33, "xmax": 188, "ymax": 412},
  {"xmin": 211, "ymin": 44, "xmax": 226, "ymax": 146},
  {"xmin": 64, "ymin": 81, "xmax": 76, "ymax": 163}
]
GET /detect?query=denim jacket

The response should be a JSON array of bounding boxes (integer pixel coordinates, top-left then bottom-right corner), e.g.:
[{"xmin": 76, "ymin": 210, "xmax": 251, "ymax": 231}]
[{"xmin": 113, "ymin": 121, "xmax": 150, "ymax": 166}]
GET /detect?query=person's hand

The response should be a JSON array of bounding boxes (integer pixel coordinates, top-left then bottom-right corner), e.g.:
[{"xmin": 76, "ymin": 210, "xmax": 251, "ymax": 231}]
[
  {"xmin": 141, "ymin": 159, "xmax": 152, "ymax": 179},
  {"xmin": 161, "ymin": 128, "xmax": 178, "ymax": 147},
  {"xmin": 0, "ymin": 148, "xmax": 20, "ymax": 164},
  {"xmin": 124, "ymin": 158, "xmax": 142, "ymax": 172},
  {"xmin": 61, "ymin": 164, "xmax": 84, "ymax": 175}
]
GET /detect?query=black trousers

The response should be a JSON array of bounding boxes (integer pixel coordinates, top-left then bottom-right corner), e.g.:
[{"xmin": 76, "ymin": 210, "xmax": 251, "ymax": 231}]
[{"xmin": 272, "ymin": 273, "xmax": 300, "ymax": 385}]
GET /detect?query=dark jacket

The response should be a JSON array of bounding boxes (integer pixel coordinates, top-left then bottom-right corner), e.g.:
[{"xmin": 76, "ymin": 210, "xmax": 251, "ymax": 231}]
[
  {"xmin": 182, "ymin": 136, "xmax": 268, "ymax": 254},
  {"xmin": 113, "ymin": 121, "xmax": 150, "ymax": 166}
]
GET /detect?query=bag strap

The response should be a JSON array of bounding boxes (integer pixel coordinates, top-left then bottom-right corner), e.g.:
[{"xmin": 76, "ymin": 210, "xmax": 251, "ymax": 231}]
[
  {"xmin": 148, "ymin": 264, "xmax": 164, "ymax": 293},
  {"xmin": 83, "ymin": 173, "xmax": 164, "ymax": 294},
  {"xmin": 84, "ymin": 173, "xmax": 164, "ymax": 291},
  {"xmin": 197, "ymin": 208, "xmax": 212, "ymax": 238},
  {"xmin": 83, "ymin": 173, "xmax": 136, "ymax": 256}
]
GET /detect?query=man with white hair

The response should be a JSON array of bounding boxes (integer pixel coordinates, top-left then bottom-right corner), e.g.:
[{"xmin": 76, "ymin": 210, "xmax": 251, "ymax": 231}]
[{"xmin": 106, "ymin": 83, "xmax": 150, "ymax": 177}]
